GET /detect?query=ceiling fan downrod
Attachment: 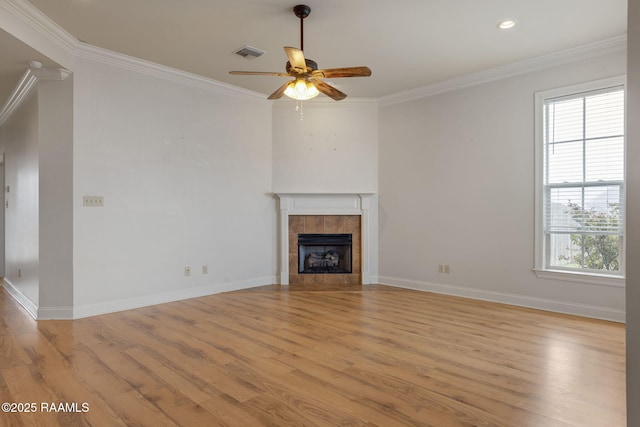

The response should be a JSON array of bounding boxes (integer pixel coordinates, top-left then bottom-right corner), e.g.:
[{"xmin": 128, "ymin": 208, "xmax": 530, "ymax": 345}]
[{"xmin": 293, "ymin": 4, "xmax": 311, "ymax": 51}]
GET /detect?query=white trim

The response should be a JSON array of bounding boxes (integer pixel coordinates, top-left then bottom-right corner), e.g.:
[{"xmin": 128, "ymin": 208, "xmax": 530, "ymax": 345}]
[
  {"xmin": 533, "ymin": 269, "xmax": 624, "ymax": 287},
  {"xmin": 0, "ymin": 67, "xmax": 71, "ymax": 125},
  {"xmin": 379, "ymin": 35, "xmax": 627, "ymax": 107},
  {"xmin": 74, "ymin": 43, "xmax": 269, "ymax": 102},
  {"xmin": 2, "ymin": 279, "xmax": 37, "ymax": 319},
  {"xmin": 276, "ymin": 193, "xmax": 376, "ymax": 285},
  {"xmin": 1, "ymin": 0, "xmax": 77, "ymax": 54},
  {"xmin": 533, "ymin": 75, "xmax": 627, "ymax": 281},
  {"xmin": 0, "ymin": 0, "xmax": 76, "ymax": 69},
  {"xmin": 72, "ymin": 275, "xmax": 277, "ymax": 319},
  {"xmin": 378, "ymin": 276, "xmax": 625, "ymax": 323},
  {"xmin": 1, "ymin": 0, "xmax": 269, "ymax": 103},
  {"xmin": 37, "ymin": 306, "xmax": 73, "ymax": 320},
  {"xmin": 1, "ymin": 0, "xmax": 627, "ymax": 107},
  {"xmin": 0, "ymin": 69, "xmax": 36, "ymax": 126}
]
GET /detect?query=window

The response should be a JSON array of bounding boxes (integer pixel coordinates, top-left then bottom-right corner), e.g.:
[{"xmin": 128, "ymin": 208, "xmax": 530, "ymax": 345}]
[{"xmin": 535, "ymin": 77, "xmax": 625, "ymax": 284}]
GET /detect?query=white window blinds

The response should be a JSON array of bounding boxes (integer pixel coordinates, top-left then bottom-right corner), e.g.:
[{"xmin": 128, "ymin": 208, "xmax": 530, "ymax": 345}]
[{"xmin": 543, "ymin": 87, "xmax": 625, "ymax": 237}]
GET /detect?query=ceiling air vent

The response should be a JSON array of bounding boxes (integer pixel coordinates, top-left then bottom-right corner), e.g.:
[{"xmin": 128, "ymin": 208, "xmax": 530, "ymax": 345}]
[{"xmin": 233, "ymin": 45, "xmax": 265, "ymax": 58}]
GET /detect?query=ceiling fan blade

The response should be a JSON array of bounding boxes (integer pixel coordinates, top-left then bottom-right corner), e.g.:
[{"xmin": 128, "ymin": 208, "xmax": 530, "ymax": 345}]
[
  {"xmin": 311, "ymin": 79, "xmax": 347, "ymax": 101},
  {"xmin": 312, "ymin": 67, "xmax": 372, "ymax": 78},
  {"xmin": 284, "ymin": 46, "xmax": 307, "ymax": 73},
  {"xmin": 229, "ymin": 71, "xmax": 290, "ymax": 76},
  {"xmin": 268, "ymin": 81, "xmax": 292, "ymax": 100}
]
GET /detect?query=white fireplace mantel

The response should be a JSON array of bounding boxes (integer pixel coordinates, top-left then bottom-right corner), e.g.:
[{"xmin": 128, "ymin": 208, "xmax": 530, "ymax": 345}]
[{"xmin": 276, "ymin": 193, "xmax": 376, "ymax": 285}]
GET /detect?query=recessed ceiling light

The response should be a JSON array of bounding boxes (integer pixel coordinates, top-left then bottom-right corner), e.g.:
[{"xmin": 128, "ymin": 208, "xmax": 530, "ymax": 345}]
[{"xmin": 497, "ymin": 19, "xmax": 517, "ymax": 30}]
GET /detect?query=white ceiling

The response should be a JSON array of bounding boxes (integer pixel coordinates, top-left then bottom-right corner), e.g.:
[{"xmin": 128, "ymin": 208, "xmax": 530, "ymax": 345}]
[{"xmin": 1, "ymin": 0, "xmax": 628, "ymax": 103}]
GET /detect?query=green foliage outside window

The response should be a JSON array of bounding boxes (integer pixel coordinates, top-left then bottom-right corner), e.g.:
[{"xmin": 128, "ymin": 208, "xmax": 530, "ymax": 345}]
[{"xmin": 559, "ymin": 202, "xmax": 621, "ymax": 271}]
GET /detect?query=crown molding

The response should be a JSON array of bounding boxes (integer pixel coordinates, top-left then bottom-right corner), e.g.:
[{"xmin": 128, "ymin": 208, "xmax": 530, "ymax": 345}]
[
  {"xmin": 1, "ymin": 0, "xmax": 628, "ymax": 108},
  {"xmin": 74, "ymin": 42, "xmax": 269, "ymax": 102},
  {"xmin": 0, "ymin": 66, "xmax": 70, "ymax": 125},
  {"xmin": 0, "ymin": 69, "xmax": 36, "ymax": 126},
  {"xmin": 1, "ymin": 0, "xmax": 269, "ymax": 103},
  {"xmin": 2, "ymin": 0, "xmax": 76, "ymax": 51},
  {"xmin": 378, "ymin": 34, "xmax": 628, "ymax": 107}
]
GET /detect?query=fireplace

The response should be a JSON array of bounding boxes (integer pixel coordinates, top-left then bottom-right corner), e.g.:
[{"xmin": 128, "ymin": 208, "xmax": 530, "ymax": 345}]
[
  {"xmin": 288, "ymin": 215, "xmax": 361, "ymax": 285},
  {"xmin": 276, "ymin": 193, "xmax": 376, "ymax": 285},
  {"xmin": 298, "ymin": 233, "xmax": 352, "ymax": 274}
]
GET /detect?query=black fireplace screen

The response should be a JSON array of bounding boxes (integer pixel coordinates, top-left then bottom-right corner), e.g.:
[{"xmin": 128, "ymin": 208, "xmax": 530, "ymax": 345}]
[{"xmin": 298, "ymin": 233, "xmax": 352, "ymax": 274}]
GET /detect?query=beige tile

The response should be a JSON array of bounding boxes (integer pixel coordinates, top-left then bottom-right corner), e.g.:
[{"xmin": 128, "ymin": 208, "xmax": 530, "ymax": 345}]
[
  {"xmin": 304, "ymin": 216, "xmax": 324, "ymax": 233},
  {"xmin": 304, "ymin": 274, "xmax": 325, "ymax": 285},
  {"xmin": 289, "ymin": 232, "xmax": 298, "ymax": 255},
  {"xmin": 289, "ymin": 273, "xmax": 304, "ymax": 284},
  {"xmin": 344, "ymin": 215, "xmax": 361, "ymax": 233},
  {"xmin": 324, "ymin": 216, "xmax": 345, "ymax": 233},
  {"xmin": 345, "ymin": 274, "xmax": 362, "ymax": 285},
  {"xmin": 289, "ymin": 253, "xmax": 298, "ymax": 273},
  {"xmin": 289, "ymin": 216, "xmax": 305, "ymax": 233}
]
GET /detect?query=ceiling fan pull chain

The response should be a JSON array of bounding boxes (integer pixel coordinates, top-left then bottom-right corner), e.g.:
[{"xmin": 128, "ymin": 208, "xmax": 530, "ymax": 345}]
[{"xmin": 296, "ymin": 100, "xmax": 304, "ymax": 120}]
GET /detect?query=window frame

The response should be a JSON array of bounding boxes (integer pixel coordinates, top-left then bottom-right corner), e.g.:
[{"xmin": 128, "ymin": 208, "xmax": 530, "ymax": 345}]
[{"xmin": 534, "ymin": 76, "xmax": 626, "ymax": 287}]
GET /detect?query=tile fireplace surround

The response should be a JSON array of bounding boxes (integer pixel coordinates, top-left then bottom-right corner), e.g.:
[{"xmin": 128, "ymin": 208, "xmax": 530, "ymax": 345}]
[{"xmin": 276, "ymin": 193, "xmax": 375, "ymax": 285}]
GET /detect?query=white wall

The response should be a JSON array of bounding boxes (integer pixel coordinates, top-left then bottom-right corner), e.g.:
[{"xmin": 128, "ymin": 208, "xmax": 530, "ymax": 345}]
[
  {"xmin": 626, "ymin": 0, "xmax": 639, "ymax": 424},
  {"xmin": 72, "ymin": 58, "xmax": 275, "ymax": 318},
  {"xmin": 0, "ymin": 90, "xmax": 39, "ymax": 311},
  {"xmin": 38, "ymin": 76, "xmax": 73, "ymax": 318},
  {"xmin": 272, "ymin": 99, "xmax": 380, "ymax": 282},
  {"xmin": 0, "ymin": 74, "xmax": 75, "ymax": 319},
  {"xmin": 272, "ymin": 100, "xmax": 378, "ymax": 193},
  {"xmin": 379, "ymin": 50, "xmax": 627, "ymax": 321}
]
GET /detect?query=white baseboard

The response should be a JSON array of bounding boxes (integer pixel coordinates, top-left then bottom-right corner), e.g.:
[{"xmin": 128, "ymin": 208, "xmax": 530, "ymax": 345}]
[
  {"xmin": 37, "ymin": 306, "xmax": 74, "ymax": 320},
  {"xmin": 73, "ymin": 275, "xmax": 277, "ymax": 319},
  {"xmin": 2, "ymin": 279, "xmax": 38, "ymax": 319},
  {"xmin": 378, "ymin": 276, "xmax": 625, "ymax": 323}
]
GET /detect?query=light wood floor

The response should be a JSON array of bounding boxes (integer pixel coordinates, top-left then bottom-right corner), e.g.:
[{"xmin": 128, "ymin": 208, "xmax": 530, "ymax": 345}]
[{"xmin": 0, "ymin": 284, "xmax": 626, "ymax": 426}]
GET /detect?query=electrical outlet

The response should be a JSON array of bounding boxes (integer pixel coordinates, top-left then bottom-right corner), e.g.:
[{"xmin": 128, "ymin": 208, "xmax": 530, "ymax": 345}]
[
  {"xmin": 83, "ymin": 196, "xmax": 104, "ymax": 207},
  {"xmin": 185, "ymin": 266, "xmax": 191, "ymax": 277},
  {"xmin": 202, "ymin": 265, "xmax": 208, "ymax": 274},
  {"xmin": 439, "ymin": 264, "xmax": 451, "ymax": 274}
]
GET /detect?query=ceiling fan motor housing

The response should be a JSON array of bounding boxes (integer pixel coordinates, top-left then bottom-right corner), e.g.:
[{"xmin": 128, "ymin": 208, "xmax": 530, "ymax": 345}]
[
  {"xmin": 286, "ymin": 59, "xmax": 318, "ymax": 73},
  {"xmin": 293, "ymin": 5, "xmax": 311, "ymax": 19}
]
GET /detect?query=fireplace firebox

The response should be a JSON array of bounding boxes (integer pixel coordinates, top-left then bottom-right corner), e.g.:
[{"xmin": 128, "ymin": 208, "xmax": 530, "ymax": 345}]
[{"xmin": 298, "ymin": 234, "xmax": 352, "ymax": 274}]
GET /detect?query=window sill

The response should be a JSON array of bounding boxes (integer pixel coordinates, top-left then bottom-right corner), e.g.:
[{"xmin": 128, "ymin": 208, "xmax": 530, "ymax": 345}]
[{"xmin": 533, "ymin": 269, "xmax": 625, "ymax": 288}]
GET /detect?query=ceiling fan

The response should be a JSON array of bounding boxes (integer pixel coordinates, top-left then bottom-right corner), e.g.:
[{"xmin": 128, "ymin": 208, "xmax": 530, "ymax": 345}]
[{"xmin": 229, "ymin": 4, "xmax": 372, "ymax": 101}]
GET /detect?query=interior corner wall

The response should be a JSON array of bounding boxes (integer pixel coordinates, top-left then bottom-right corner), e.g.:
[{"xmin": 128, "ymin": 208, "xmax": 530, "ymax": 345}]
[
  {"xmin": 626, "ymin": 0, "xmax": 640, "ymax": 424},
  {"xmin": 71, "ymin": 57, "xmax": 275, "ymax": 318},
  {"xmin": 0, "ymin": 90, "xmax": 40, "ymax": 310},
  {"xmin": 378, "ymin": 49, "xmax": 627, "ymax": 321},
  {"xmin": 38, "ymin": 75, "xmax": 73, "ymax": 319},
  {"xmin": 271, "ymin": 100, "xmax": 378, "ymax": 193}
]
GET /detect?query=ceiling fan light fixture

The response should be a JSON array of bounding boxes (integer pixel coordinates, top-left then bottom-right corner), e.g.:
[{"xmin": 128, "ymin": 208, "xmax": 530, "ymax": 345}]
[
  {"xmin": 284, "ymin": 79, "xmax": 319, "ymax": 100},
  {"xmin": 229, "ymin": 4, "xmax": 370, "ymax": 101}
]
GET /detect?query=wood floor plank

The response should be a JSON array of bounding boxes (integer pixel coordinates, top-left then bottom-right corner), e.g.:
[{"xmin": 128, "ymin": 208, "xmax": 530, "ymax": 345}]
[
  {"xmin": 200, "ymin": 393, "xmax": 273, "ymax": 427},
  {"xmin": 0, "ymin": 284, "xmax": 626, "ymax": 426}
]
